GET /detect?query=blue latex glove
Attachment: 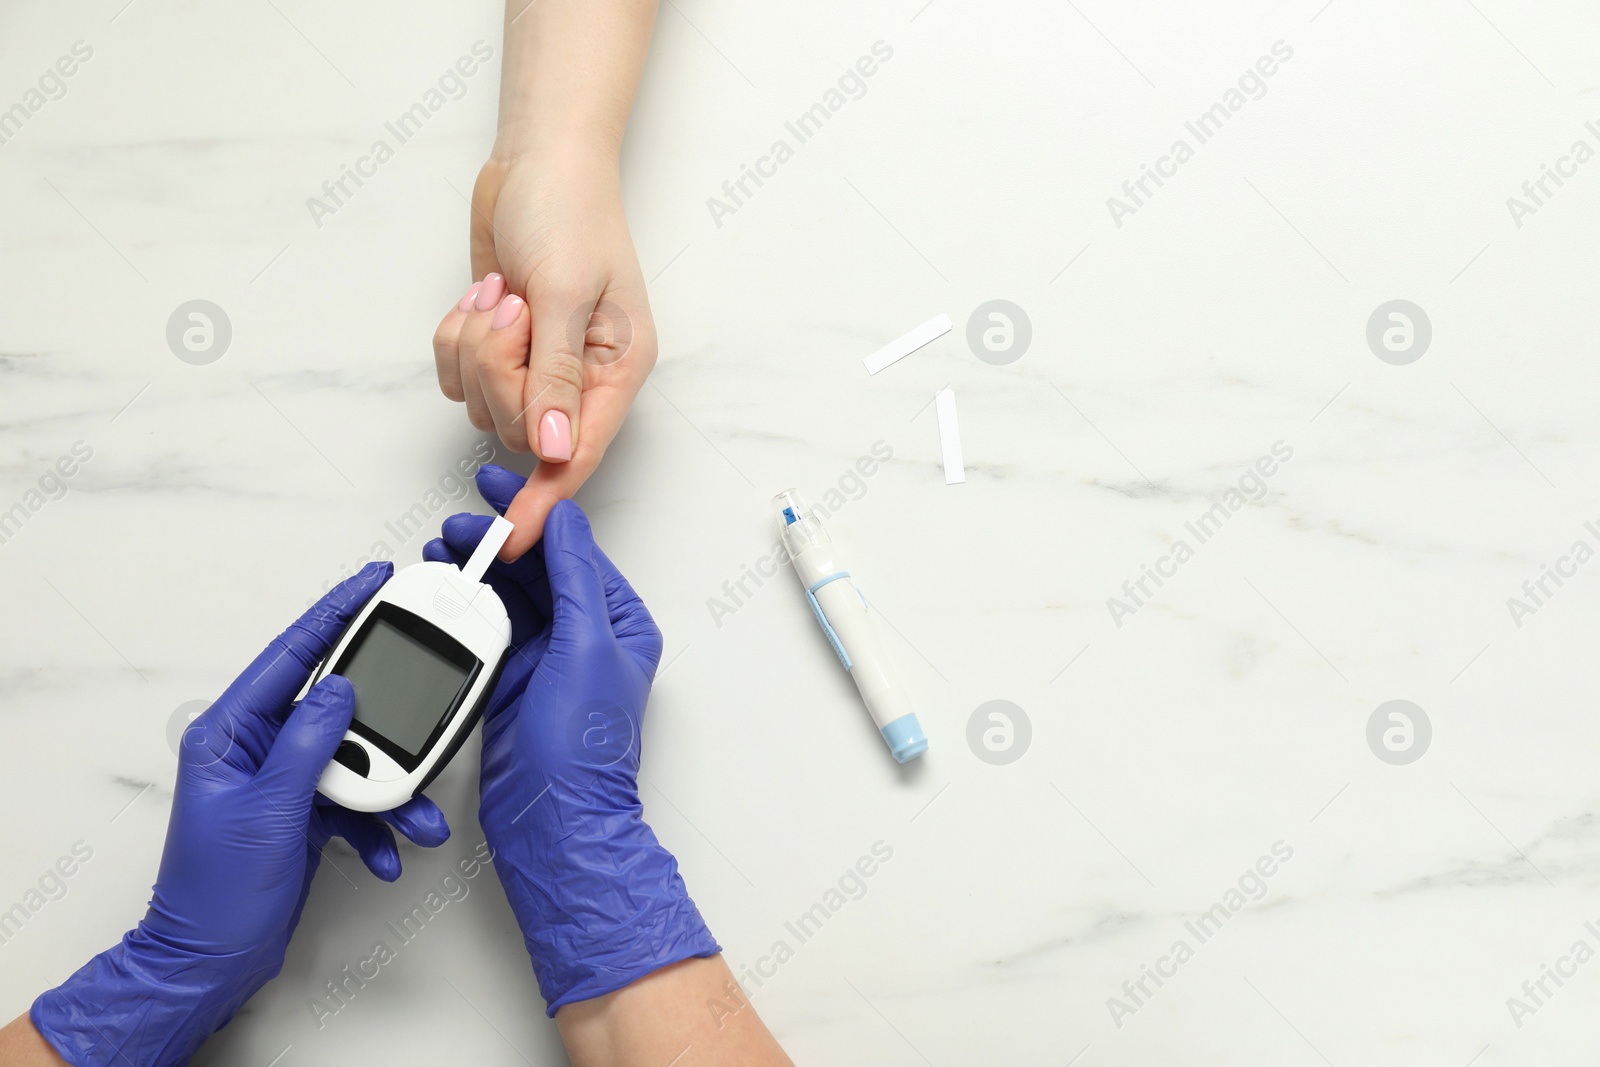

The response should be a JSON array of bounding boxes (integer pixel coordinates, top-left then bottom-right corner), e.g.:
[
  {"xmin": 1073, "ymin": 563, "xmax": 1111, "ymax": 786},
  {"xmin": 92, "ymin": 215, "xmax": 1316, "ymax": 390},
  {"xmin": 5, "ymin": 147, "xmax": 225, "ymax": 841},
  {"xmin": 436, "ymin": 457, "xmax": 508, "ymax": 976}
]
[
  {"xmin": 423, "ymin": 465, "xmax": 719, "ymax": 1015},
  {"xmin": 32, "ymin": 563, "xmax": 452, "ymax": 1067}
]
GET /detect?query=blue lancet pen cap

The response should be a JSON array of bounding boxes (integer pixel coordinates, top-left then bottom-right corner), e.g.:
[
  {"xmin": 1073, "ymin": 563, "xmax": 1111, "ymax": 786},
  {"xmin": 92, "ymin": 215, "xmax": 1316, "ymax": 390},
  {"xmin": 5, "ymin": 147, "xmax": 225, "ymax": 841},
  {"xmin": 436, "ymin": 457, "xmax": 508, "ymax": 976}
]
[{"xmin": 879, "ymin": 713, "xmax": 928, "ymax": 763}]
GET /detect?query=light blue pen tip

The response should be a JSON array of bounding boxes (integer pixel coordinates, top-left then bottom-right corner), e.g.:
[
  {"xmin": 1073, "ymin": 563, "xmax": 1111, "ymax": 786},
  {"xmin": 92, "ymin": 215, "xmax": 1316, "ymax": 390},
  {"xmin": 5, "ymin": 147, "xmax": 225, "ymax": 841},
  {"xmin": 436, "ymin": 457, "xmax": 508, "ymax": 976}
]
[{"xmin": 879, "ymin": 713, "xmax": 928, "ymax": 763}]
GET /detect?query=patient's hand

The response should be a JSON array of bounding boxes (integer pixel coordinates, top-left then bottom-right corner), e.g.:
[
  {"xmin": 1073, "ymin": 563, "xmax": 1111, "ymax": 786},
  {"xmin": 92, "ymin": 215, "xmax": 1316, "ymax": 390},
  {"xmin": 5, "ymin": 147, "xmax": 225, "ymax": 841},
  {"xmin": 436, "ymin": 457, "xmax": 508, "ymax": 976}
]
[{"xmin": 431, "ymin": 154, "xmax": 657, "ymax": 561}]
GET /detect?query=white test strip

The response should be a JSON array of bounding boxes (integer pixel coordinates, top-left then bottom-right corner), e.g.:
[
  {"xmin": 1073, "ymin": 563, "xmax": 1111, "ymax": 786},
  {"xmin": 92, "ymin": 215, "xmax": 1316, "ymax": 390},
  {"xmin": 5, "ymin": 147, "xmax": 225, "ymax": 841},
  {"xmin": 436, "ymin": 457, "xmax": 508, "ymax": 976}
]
[
  {"xmin": 460, "ymin": 516, "xmax": 515, "ymax": 585},
  {"xmin": 935, "ymin": 389, "xmax": 964, "ymax": 485},
  {"xmin": 862, "ymin": 314, "xmax": 952, "ymax": 375}
]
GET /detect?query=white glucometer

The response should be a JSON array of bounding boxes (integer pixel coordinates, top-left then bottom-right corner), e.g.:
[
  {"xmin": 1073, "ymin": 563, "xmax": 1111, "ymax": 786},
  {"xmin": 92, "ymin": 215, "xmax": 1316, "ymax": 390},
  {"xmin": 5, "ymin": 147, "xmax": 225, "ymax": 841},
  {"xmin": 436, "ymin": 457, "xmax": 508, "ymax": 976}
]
[{"xmin": 313, "ymin": 516, "xmax": 515, "ymax": 813}]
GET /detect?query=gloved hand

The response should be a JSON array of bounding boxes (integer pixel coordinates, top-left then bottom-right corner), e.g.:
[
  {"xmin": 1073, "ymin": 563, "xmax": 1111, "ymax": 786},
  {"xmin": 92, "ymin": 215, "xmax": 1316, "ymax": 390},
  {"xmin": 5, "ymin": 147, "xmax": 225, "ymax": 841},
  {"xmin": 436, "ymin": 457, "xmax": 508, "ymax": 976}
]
[
  {"xmin": 32, "ymin": 563, "xmax": 452, "ymax": 1067},
  {"xmin": 423, "ymin": 465, "xmax": 719, "ymax": 1015}
]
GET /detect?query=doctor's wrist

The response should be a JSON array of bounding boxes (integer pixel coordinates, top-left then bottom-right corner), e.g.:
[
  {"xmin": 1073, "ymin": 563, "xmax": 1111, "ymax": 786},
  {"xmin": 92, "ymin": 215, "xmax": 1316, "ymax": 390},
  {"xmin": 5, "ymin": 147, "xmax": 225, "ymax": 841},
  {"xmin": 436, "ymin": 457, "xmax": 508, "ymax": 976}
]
[{"xmin": 496, "ymin": 813, "xmax": 719, "ymax": 1016}]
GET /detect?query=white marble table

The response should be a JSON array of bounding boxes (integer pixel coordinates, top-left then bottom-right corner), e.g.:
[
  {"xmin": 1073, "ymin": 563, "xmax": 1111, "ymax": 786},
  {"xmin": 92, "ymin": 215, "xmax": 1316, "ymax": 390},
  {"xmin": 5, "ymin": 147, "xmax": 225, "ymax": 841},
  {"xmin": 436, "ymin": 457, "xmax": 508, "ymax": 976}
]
[{"xmin": 5, "ymin": 1, "xmax": 1600, "ymax": 1064}]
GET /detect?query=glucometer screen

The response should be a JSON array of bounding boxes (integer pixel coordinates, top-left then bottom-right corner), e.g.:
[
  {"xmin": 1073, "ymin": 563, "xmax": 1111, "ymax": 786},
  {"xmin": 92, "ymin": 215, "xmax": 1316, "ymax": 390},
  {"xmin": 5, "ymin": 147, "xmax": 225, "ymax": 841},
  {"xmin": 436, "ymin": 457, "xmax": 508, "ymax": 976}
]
[{"xmin": 336, "ymin": 609, "xmax": 477, "ymax": 759}]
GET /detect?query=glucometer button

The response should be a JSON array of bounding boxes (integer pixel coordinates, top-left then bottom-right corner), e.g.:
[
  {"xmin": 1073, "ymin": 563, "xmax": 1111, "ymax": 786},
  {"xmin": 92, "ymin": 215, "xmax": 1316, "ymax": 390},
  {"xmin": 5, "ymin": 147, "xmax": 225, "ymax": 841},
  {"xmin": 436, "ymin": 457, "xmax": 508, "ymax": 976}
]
[{"xmin": 333, "ymin": 740, "xmax": 370, "ymax": 777}]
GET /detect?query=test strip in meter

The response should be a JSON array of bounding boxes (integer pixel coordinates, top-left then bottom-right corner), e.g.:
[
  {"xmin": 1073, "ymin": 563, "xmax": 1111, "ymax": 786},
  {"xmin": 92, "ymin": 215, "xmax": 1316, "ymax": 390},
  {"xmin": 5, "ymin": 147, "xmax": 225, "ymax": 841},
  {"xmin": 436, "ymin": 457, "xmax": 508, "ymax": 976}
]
[{"xmin": 460, "ymin": 516, "xmax": 514, "ymax": 585}]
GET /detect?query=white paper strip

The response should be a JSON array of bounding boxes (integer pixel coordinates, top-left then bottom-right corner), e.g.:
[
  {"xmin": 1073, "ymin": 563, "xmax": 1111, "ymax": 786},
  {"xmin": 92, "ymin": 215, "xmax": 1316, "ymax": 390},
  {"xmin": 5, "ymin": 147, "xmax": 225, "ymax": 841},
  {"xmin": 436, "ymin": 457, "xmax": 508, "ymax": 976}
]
[
  {"xmin": 935, "ymin": 389, "xmax": 964, "ymax": 485},
  {"xmin": 461, "ymin": 515, "xmax": 514, "ymax": 585},
  {"xmin": 862, "ymin": 314, "xmax": 952, "ymax": 375}
]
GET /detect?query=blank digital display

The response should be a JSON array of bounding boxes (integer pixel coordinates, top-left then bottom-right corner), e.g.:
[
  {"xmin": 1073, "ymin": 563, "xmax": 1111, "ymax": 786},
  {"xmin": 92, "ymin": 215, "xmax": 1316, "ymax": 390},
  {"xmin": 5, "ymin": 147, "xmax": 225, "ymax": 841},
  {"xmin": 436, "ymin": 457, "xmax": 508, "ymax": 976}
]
[{"xmin": 339, "ymin": 617, "xmax": 473, "ymax": 757}]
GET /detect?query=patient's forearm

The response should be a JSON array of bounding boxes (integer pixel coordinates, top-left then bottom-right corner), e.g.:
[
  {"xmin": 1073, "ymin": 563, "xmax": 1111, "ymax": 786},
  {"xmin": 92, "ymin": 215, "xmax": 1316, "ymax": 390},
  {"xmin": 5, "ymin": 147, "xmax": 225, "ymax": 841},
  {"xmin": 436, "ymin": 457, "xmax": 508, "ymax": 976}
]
[{"xmin": 555, "ymin": 956, "xmax": 793, "ymax": 1067}]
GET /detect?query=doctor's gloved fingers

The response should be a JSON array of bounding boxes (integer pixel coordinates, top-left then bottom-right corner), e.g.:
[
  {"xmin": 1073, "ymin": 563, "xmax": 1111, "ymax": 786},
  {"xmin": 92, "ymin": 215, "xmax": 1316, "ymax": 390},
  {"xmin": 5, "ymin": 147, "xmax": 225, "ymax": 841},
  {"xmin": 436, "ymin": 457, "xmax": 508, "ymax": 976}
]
[
  {"xmin": 377, "ymin": 794, "xmax": 452, "ymax": 848},
  {"xmin": 423, "ymin": 536, "xmax": 468, "ymax": 568},
  {"xmin": 473, "ymin": 462, "xmax": 526, "ymax": 515},
  {"xmin": 591, "ymin": 545, "xmax": 663, "ymax": 672},
  {"xmin": 280, "ymin": 562, "xmax": 394, "ymax": 671},
  {"xmin": 541, "ymin": 501, "xmax": 613, "ymax": 638},
  {"xmin": 214, "ymin": 562, "xmax": 392, "ymax": 755},
  {"xmin": 253, "ymin": 676, "xmax": 357, "ymax": 807},
  {"xmin": 321, "ymin": 807, "xmax": 403, "ymax": 882}
]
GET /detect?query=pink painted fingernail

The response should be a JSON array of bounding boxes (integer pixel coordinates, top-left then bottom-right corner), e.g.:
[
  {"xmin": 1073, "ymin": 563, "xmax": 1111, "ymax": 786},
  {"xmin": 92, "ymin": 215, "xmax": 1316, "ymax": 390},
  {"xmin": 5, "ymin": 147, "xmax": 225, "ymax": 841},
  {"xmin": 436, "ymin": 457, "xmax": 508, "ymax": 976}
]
[
  {"xmin": 474, "ymin": 273, "xmax": 505, "ymax": 311},
  {"xmin": 491, "ymin": 294, "xmax": 524, "ymax": 330},
  {"xmin": 539, "ymin": 410, "xmax": 572, "ymax": 462},
  {"xmin": 457, "ymin": 282, "xmax": 482, "ymax": 312}
]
